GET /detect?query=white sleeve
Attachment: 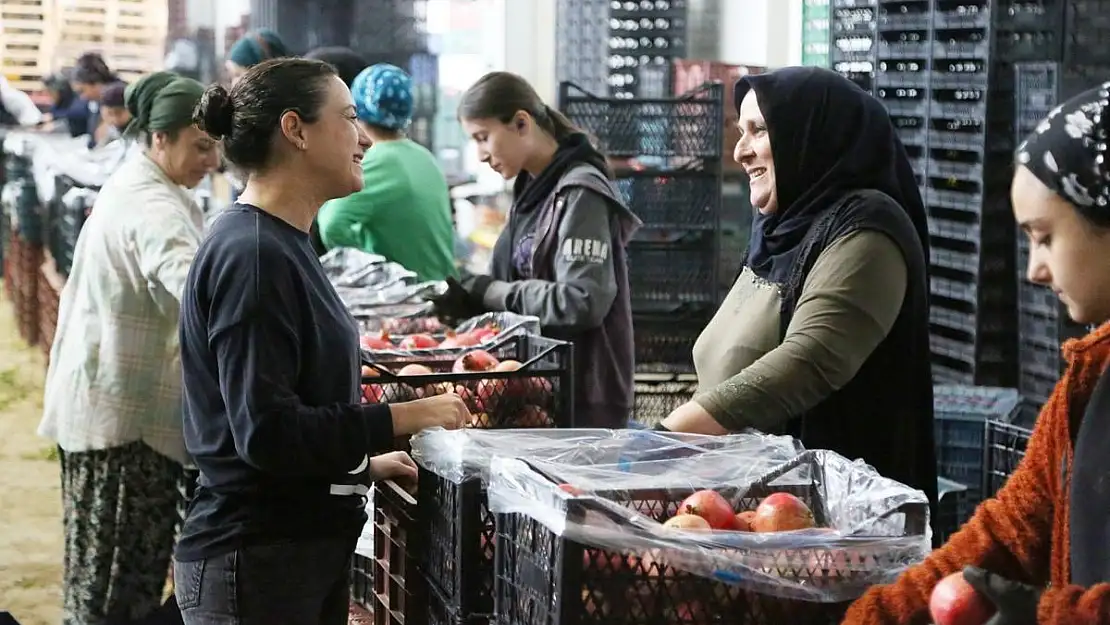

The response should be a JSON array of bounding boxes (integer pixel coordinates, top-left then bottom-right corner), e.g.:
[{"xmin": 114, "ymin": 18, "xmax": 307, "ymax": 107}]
[{"xmin": 0, "ymin": 77, "xmax": 44, "ymax": 126}]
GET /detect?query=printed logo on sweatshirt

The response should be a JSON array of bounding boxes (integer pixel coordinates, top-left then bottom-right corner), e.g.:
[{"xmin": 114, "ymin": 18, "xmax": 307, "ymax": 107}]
[{"xmin": 561, "ymin": 238, "xmax": 609, "ymax": 264}]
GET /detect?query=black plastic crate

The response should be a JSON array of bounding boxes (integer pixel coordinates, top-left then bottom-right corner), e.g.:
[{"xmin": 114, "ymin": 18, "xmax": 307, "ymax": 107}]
[
  {"xmin": 983, "ymin": 418, "xmax": 1034, "ymax": 497},
  {"xmin": 1014, "ymin": 62, "xmax": 1059, "ymax": 140},
  {"xmin": 493, "ymin": 451, "xmax": 926, "ymax": 625},
  {"xmin": 48, "ymin": 176, "xmax": 95, "ymax": 278},
  {"xmin": 632, "ymin": 305, "xmax": 709, "ymax": 372},
  {"xmin": 2, "ymin": 178, "xmax": 43, "ymax": 246},
  {"xmin": 936, "ymin": 477, "xmax": 972, "ymax": 544},
  {"xmin": 1065, "ymin": 0, "xmax": 1110, "ymax": 65},
  {"xmin": 352, "ymin": 480, "xmax": 427, "ymax": 625},
  {"xmin": 933, "ymin": 384, "xmax": 1021, "ymax": 501},
  {"xmin": 418, "ymin": 467, "xmax": 497, "ymax": 619},
  {"xmin": 615, "ymin": 171, "xmax": 720, "ymax": 231},
  {"xmin": 362, "ymin": 334, "xmax": 575, "ymax": 429},
  {"xmin": 631, "ymin": 372, "xmax": 698, "ymax": 427},
  {"xmin": 831, "ymin": 0, "xmax": 878, "ymax": 93},
  {"xmin": 628, "ymin": 234, "xmax": 717, "ymax": 306},
  {"xmin": 558, "ymin": 82, "xmax": 724, "ymax": 159}
]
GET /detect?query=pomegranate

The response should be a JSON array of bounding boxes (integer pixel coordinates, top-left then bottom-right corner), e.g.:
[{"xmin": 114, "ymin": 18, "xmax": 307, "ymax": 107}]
[
  {"xmin": 397, "ymin": 363, "xmax": 433, "ymax": 376},
  {"xmin": 751, "ymin": 493, "xmax": 816, "ymax": 532},
  {"xmin": 360, "ymin": 365, "xmax": 381, "ymax": 378},
  {"xmin": 662, "ymin": 514, "xmax": 711, "ymax": 530},
  {"xmin": 930, "ymin": 572, "xmax": 995, "ymax": 625},
  {"xmin": 677, "ymin": 490, "xmax": 736, "ymax": 530},
  {"xmin": 360, "ymin": 332, "xmax": 392, "ymax": 350},
  {"xmin": 471, "ymin": 326, "xmax": 500, "ymax": 343},
  {"xmin": 495, "ymin": 359, "xmax": 523, "ymax": 372},
  {"xmin": 558, "ymin": 483, "xmax": 583, "ymax": 495},
  {"xmin": 440, "ymin": 330, "xmax": 482, "ymax": 349},
  {"xmin": 399, "ymin": 334, "xmax": 438, "ymax": 349},
  {"xmin": 452, "ymin": 349, "xmax": 500, "ymax": 373},
  {"xmin": 513, "ymin": 405, "xmax": 552, "ymax": 428},
  {"xmin": 733, "ymin": 510, "xmax": 756, "ymax": 532}
]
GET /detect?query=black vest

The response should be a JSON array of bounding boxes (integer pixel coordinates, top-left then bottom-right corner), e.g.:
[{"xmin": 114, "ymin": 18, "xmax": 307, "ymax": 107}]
[{"xmin": 762, "ymin": 190, "xmax": 939, "ymax": 540}]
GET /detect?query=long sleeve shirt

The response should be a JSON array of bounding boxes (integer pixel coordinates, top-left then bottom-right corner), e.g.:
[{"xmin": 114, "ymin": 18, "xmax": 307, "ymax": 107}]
[
  {"xmin": 38, "ymin": 153, "xmax": 204, "ymax": 465},
  {"xmin": 844, "ymin": 320, "xmax": 1110, "ymax": 625}
]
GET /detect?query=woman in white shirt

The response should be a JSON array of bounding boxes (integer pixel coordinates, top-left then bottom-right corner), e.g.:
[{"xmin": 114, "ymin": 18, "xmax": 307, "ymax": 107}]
[
  {"xmin": 0, "ymin": 75, "xmax": 43, "ymax": 126},
  {"xmin": 38, "ymin": 70, "xmax": 219, "ymax": 625}
]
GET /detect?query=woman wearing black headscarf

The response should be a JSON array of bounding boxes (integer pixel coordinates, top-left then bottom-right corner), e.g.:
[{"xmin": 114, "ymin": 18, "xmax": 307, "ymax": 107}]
[
  {"xmin": 846, "ymin": 81, "xmax": 1110, "ymax": 625},
  {"xmin": 659, "ymin": 67, "xmax": 937, "ymax": 506}
]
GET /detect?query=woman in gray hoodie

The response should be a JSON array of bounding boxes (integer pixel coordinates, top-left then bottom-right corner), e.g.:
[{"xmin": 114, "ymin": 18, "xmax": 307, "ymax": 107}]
[{"xmin": 432, "ymin": 71, "xmax": 641, "ymax": 429}]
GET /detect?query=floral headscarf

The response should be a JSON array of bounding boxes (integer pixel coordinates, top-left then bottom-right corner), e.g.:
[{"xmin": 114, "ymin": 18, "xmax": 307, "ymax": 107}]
[{"xmin": 1017, "ymin": 83, "xmax": 1110, "ymax": 212}]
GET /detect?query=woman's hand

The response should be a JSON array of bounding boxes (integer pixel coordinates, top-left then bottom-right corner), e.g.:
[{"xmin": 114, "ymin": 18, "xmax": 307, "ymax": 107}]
[
  {"xmin": 369, "ymin": 451, "xmax": 418, "ymax": 483},
  {"xmin": 390, "ymin": 393, "xmax": 470, "ymax": 435},
  {"xmin": 660, "ymin": 400, "xmax": 729, "ymax": 435}
]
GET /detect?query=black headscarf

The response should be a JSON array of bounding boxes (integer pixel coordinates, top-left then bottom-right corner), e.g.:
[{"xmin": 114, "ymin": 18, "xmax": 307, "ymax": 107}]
[
  {"xmin": 736, "ymin": 67, "xmax": 928, "ymax": 283},
  {"xmin": 1016, "ymin": 82, "xmax": 1110, "ymax": 224}
]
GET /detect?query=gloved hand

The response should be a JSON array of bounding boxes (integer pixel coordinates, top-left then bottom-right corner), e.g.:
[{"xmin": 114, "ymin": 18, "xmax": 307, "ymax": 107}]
[
  {"xmin": 963, "ymin": 566, "xmax": 1041, "ymax": 625},
  {"xmin": 429, "ymin": 275, "xmax": 491, "ymax": 325}
]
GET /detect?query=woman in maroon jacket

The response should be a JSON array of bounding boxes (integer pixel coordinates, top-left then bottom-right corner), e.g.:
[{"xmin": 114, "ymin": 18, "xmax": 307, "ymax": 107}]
[{"xmin": 844, "ymin": 83, "xmax": 1110, "ymax": 624}]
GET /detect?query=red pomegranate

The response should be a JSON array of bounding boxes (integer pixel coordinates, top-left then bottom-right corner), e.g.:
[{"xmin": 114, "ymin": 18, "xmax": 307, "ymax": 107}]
[
  {"xmin": 750, "ymin": 493, "xmax": 815, "ymax": 532},
  {"xmin": 397, "ymin": 363, "xmax": 433, "ymax": 376},
  {"xmin": 930, "ymin": 573, "xmax": 995, "ymax": 625},
  {"xmin": 399, "ymin": 334, "xmax": 438, "ymax": 349},
  {"xmin": 452, "ymin": 350, "xmax": 500, "ymax": 373},
  {"xmin": 360, "ymin": 332, "xmax": 392, "ymax": 350},
  {"xmin": 663, "ymin": 514, "xmax": 711, "ymax": 530},
  {"xmin": 677, "ymin": 490, "xmax": 736, "ymax": 530}
]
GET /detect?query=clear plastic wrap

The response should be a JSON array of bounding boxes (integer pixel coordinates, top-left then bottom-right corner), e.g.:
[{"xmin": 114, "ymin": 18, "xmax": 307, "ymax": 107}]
[
  {"xmin": 487, "ymin": 448, "xmax": 931, "ymax": 602},
  {"xmin": 319, "ymin": 247, "xmax": 388, "ymax": 284},
  {"xmin": 338, "ymin": 280, "xmax": 439, "ymax": 311},
  {"xmin": 410, "ymin": 428, "xmax": 803, "ymax": 486},
  {"xmin": 360, "ymin": 312, "xmax": 542, "ymax": 358}
]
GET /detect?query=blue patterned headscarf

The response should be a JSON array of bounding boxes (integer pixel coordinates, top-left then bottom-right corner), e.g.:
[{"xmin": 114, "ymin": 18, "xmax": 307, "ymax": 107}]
[{"xmin": 351, "ymin": 64, "xmax": 414, "ymax": 131}]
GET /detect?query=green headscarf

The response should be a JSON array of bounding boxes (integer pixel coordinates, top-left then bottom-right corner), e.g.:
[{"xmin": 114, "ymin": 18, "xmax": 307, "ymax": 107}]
[
  {"xmin": 227, "ymin": 29, "xmax": 289, "ymax": 68},
  {"xmin": 123, "ymin": 71, "xmax": 205, "ymax": 137}
]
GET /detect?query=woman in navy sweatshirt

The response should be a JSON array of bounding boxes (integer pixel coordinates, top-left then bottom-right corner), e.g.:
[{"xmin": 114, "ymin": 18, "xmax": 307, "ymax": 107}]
[{"xmin": 174, "ymin": 58, "xmax": 469, "ymax": 625}]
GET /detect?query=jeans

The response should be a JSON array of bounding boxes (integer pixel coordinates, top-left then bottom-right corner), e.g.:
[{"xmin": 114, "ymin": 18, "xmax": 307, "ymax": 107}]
[{"xmin": 173, "ymin": 538, "xmax": 353, "ymax": 625}]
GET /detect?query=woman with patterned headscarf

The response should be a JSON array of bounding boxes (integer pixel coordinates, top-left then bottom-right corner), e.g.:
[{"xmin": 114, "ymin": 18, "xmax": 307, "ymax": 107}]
[
  {"xmin": 225, "ymin": 28, "xmax": 289, "ymax": 85},
  {"xmin": 846, "ymin": 82, "xmax": 1110, "ymax": 625},
  {"xmin": 38, "ymin": 70, "xmax": 219, "ymax": 625},
  {"xmin": 316, "ymin": 63, "xmax": 457, "ymax": 281}
]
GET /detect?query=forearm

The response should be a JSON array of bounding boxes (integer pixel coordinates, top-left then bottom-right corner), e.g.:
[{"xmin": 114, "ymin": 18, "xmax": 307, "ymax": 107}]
[{"xmin": 1038, "ymin": 585, "xmax": 1110, "ymax": 624}]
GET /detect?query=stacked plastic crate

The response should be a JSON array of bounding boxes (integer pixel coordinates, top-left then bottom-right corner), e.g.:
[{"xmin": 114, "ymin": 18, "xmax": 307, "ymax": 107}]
[
  {"xmin": 875, "ymin": 0, "xmax": 932, "ymax": 197},
  {"xmin": 803, "ymin": 0, "xmax": 832, "ymax": 67},
  {"xmin": 408, "ymin": 52, "xmax": 438, "ymax": 151},
  {"xmin": 831, "ymin": 0, "xmax": 878, "ymax": 93},
  {"xmin": 554, "ymin": 0, "xmax": 688, "ymax": 99},
  {"xmin": 558, "ymin": 81, "xmax": 724, "ymax": 426}
]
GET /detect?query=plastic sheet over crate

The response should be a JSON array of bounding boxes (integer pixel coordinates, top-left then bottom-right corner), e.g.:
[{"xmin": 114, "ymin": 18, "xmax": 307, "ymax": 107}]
[
  {"xmin": 935, "ymin": 477, "xmax": 971, "ymax": 544},
  {"xmin": 489, "ymin": 443, "xmax": 929, "ymax": 621},
  {"xmin": 409, "ymin": 429, "xmax": 775, "ymax": 619}
]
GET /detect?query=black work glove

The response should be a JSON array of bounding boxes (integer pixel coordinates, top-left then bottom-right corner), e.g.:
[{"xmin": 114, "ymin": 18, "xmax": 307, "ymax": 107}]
[
  {"xmin": 429, "ymin": 275, "xmax": 491, "ymax": 326},
  {"xmin": 653, "ymin": 422, "xmax": 671, "ymax": 432},
  {"xmin": 963, "ymin": 566, "xmax": 1041, "ymax": 625}
]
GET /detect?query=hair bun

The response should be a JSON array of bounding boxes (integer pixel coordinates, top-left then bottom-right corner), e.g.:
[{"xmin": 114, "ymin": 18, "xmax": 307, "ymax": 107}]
[{"xmin": 195, "ymin": 84, "xmax": 234, "ymax": 139}]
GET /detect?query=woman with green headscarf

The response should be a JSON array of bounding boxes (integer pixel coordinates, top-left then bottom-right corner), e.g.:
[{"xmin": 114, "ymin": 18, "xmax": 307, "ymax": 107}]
[
  {"xmin": 38, "ymin": 71, "xmax": 220, "ymax": 625},
  {"xmin": 225, "ymin": 28, "xmax": 289, "ymax": 85}
]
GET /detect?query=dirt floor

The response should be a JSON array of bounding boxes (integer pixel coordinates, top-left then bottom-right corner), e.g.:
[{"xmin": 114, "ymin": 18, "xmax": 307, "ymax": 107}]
[{"xmin": 0, "ymin": 292, "xmax": 62, "ymax": 625}]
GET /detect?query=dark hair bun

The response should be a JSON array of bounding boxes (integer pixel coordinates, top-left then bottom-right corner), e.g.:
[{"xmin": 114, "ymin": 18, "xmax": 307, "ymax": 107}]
[{"xmin": 194, "ymin": 84, "xmax": 234, "ymax": 139}]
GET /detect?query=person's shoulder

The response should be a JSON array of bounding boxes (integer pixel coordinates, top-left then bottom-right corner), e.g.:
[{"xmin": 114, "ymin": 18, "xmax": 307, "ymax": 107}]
[{"xmin": 198, "ymin": 205, "xmax": 294, "ymax": 271}]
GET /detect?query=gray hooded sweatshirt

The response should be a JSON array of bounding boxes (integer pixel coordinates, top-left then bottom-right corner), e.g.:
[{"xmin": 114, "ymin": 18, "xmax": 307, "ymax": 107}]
[{"xmin": 481, "ymin": 163, "xmax": 641, "ymax": 428}]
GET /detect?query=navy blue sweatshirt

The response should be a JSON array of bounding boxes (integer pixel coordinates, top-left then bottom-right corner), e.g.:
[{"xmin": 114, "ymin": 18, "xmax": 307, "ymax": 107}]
[{"xmin": 175, "ymin": 203, "xmax": 394, "ymax": 561}]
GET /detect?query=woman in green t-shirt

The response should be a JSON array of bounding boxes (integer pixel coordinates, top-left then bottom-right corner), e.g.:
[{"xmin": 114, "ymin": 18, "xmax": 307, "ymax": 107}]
[{"xmin": 316, "ymin": 63, "xmax": 457, "ymax": 282}]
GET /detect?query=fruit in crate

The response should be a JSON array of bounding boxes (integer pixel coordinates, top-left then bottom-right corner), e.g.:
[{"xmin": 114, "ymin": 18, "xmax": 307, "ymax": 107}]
[
  {"xmin": 399, "ymin": 333, "xmax": 438, "ymax": 349},
  {"xmin": 558, "ymin": 483, "xmax": 583, "ymax": 495},
  {"xmin": 397, "ymin": 363, "xmax": 434, "ymax": 376},
  {"xmin": 453, "ymin": 349, "xmax": 500, "ymax": 373},
  {"xmin": 513, "ymin": 405, "xmax": 552, "ymax": 428},
  {"xmin": 663, "ymin": 514, "xmax": 711, "ymax": 530},
  {"xmin": 677, "ymin": 490, "xmax": 736, "ymax": 530},
  {"xmin": 361, "ymin": 383, "xmax": 384, "ymax": 403},
  {"xmin": 361, "ymin": 365, "xmax": 382, "ymax": 378},
  {"xmin": 929, "ymin": 572, "xmax": 995, "ymax": 625},
  {"xmin": 360, "ymin": 331, "xmax": 393, "ymax": 350},
  {"xmin": 471, "ymin": 325, "xmax": 501, "ymax": 343},
  {"xmin": 751, "ymin": 493, "xmax": 815, "ymax": 532},
  {"xmin": 439, "ymin": 329, "xmax": 481, "ymax": 348},
  {"xmin": 734, "ymin": 510, "xmax": 756, "ymax": 532}
]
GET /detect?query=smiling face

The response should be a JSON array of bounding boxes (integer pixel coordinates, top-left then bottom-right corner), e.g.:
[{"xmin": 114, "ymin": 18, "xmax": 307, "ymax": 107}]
[
  {"xmin": 461, "ymin": 114, "xmax": 530, "ymax": 180},
  {"xmin": 734, "ymin": 89, "xmax": 778, "ymax": 214},
  {"xmin": 290, "ymin": 75, "xmax": 371, "ymax": 199},
  {"xmin": 1012, "ymin": 164, "xmax": 1110, "ymax": 325}
]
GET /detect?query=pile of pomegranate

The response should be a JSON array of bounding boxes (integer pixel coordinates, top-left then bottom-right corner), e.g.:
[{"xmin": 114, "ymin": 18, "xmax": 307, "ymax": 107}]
[
  {"xmin": 359, "ymin": 326, "xmax": 502, "ymax": 352},
  {"xmin": 662, "ymin": 490, "xmax": 816, "ymax": 533},
  {"xmin": 360, "ymin": 348, "xmax": 554, "ymax": 429}
]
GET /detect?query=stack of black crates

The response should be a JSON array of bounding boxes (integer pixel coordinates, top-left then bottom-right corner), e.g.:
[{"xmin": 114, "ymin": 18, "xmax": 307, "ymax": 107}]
[
  {"xmin": 554, "ymin": 0, "xmax": 689, "ymax": 98},
  {"xmin": 832, "ymin": 0, "xmax": 878, "ymax": 93}
]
